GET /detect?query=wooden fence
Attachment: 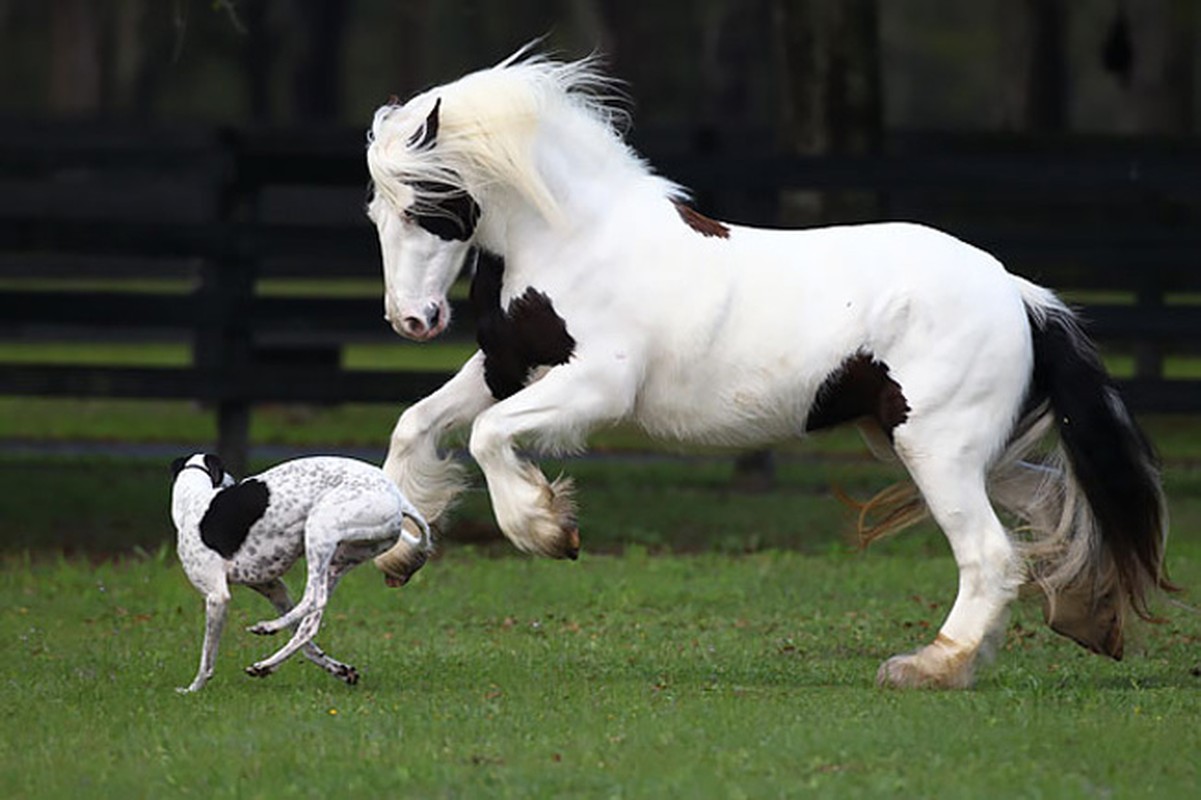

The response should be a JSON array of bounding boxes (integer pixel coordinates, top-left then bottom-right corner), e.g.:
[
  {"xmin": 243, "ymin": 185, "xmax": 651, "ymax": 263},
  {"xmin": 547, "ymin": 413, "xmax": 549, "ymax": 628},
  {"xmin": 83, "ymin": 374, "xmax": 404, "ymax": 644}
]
[{"xmin": 2, "ymin": 120, "xmax": 1199, "ymax": 471}]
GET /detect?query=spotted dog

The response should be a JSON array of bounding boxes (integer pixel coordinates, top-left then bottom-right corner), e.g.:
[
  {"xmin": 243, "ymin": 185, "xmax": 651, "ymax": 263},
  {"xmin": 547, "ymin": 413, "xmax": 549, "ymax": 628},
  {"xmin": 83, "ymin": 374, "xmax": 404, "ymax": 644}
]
[{"xmin": 170, "ymin": 454, "xmax": 431, "ymax": 692}]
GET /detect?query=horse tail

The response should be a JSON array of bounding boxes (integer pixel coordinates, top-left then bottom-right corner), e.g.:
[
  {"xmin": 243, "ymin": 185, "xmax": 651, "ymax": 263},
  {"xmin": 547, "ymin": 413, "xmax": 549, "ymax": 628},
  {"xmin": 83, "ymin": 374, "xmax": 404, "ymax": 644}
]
[{"xmin": 990, "ymin": 279, "xmax": 1172, "ymax": 656}]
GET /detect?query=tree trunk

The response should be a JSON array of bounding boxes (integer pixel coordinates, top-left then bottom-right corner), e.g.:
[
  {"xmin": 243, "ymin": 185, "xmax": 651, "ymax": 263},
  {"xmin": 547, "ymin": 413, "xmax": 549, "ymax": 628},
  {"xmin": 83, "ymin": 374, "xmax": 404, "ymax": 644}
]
[
  {"xmin": 1124, "ymin": 0, "xmax": 1194, "ymax": 134},
  {"xmin": 1000, "ymin": 0, "xmax": 1069, "ymax": 132},
  {"xmin": 49, "ymin": 0, "xmax": 102, "ymax": 114},
  {"xmin": 773, "ymin": 0, "xmax": 882, "ymax": 225},
  {"xmin": 291, "ymin": 0, "xmax": 348, "ymax": 122}
]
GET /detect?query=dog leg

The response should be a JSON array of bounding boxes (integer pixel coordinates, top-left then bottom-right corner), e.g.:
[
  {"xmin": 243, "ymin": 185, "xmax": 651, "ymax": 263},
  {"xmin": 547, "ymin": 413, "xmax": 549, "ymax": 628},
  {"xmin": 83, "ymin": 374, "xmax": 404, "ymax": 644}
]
[
  {"xmin": 178, "ymin": 588, "xmax": 229, "ymax": 693},
  {"xmin": 247, "ymin": 540, "xmax": 336, "ymax": 635},
  {"xmin": 247, "ymin": 579, "xmax": 358, "ymax": 683},
  {"xmin": 246, "ymin": 602, "xmax": 332, "ymax": 680},
  {"xmin": 246, "ymin": 538, "xmax": 341, "ymax": 679}
]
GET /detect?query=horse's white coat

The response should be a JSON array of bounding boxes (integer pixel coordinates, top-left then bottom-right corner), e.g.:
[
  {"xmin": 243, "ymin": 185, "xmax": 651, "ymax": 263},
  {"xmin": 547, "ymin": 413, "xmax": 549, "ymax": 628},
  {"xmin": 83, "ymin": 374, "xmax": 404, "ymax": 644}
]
[{"xmin": 365, "ymin": 51, "xmax": 1159, "ymax": 688}]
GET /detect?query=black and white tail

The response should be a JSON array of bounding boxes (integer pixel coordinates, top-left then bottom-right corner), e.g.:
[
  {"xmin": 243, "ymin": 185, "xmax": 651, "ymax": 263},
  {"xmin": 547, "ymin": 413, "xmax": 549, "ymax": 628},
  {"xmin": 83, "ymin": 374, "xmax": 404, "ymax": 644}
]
[{"xmin": 993, "ymin": 280, "xmax": 1171, "ymax": 658}]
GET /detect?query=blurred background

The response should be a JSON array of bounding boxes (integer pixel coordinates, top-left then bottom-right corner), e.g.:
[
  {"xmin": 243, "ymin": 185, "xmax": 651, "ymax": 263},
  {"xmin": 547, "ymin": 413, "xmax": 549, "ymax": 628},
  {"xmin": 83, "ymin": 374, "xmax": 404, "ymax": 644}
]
[
  {"xmin": 2, "ymin": 0, "xmax": 1200, "ymax": 553},
  {"xmin": 3, "ymin": 0, "xmax": 1196, "ymax": 134}
]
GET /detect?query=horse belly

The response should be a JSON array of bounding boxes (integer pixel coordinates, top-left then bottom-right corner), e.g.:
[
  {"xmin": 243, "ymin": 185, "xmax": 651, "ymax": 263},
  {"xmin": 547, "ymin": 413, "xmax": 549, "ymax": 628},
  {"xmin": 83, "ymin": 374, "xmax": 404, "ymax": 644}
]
[{"xmin": 633, "ymin": 358, "xmax": 817, "ymax": 446}]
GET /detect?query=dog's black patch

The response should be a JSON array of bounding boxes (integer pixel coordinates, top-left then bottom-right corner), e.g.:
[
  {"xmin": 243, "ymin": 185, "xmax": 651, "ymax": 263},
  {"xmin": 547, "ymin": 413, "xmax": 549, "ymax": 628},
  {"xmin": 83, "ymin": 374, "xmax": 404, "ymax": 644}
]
[
  {"xmin": 805, "ymin": 353, "xmax": 909, "ymax": 438},
  {"xmin": 199, "ymin": 479, "xmax": 270, "ymax": 559},
  {"xmin": 409, "ymin": 180, "xmax": 480, "ymax": 241},
  {"xmin": 469, "ymin": 251, "xmax": 576, "ymax": 400}
]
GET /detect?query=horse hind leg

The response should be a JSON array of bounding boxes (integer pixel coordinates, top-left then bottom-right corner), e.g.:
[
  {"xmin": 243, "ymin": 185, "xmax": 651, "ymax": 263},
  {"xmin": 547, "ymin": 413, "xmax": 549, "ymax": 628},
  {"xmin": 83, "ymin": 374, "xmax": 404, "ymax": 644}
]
[{"xmin": 877, "ymin": 452, "xmax": 1024, "ymax": 689}]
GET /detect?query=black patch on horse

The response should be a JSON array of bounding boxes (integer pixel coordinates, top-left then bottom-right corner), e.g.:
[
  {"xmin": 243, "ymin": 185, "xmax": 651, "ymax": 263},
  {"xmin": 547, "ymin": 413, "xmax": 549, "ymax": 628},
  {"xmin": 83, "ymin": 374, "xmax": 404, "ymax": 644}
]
[
  {"xmin": 199, "ymin": 479, "xmax": 270, "ymax": 559},
  {"xmin": 806, "ymin": 353, "xmax": 909, "ymax": 438},
  {"xmin": 410, "ymin": 179, "xmax": 480, "ymax": 241},
  {"xmin": 469, "ymin": 251, "xmax": 576, "ymax": 400}
]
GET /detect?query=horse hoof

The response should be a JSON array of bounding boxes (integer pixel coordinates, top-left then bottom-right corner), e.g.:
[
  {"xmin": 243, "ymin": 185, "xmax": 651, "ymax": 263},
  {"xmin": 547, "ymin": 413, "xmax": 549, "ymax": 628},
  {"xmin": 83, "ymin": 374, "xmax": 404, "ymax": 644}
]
[
  {"xmin": 563, "ymin": 527, "xmax": 580, "ymax": 560},
  {"xmin": 876, "ymin": 638, "xmax": 975, "ymax": 689}
]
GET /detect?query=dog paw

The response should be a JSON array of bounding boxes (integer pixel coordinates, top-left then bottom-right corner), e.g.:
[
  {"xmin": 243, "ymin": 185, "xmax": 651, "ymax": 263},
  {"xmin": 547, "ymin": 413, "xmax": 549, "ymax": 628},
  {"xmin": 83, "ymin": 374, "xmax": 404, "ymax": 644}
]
[
  {"xmin": 247, "ymin": 621, "xmax": 280, "ymax": 636},
  {"xmin": 245, "ymin": 663, "xmax": 274, "ymax": 679},
  {"xmin": 334, "ymin": 665, "xmax": 360, "ymax": 685}
]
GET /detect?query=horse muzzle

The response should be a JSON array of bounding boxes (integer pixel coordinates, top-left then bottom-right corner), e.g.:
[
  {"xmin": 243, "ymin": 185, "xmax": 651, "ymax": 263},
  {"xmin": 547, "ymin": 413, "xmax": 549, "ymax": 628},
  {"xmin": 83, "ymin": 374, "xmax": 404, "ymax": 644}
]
[{"xmin": 386, "ymin": 299, "xmax": 449, "ymax": 341}]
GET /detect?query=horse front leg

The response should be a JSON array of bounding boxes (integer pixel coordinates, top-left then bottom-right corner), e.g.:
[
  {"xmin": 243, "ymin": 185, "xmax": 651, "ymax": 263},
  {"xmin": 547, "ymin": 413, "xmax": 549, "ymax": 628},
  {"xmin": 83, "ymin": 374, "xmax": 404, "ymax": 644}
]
[
  {"xmin": 377, "ymin": 352, "xmax": 494, "ymax": 581},
  {"xmin": 468, "ymin": 361, "xmax": 634, "ymax": 558}
]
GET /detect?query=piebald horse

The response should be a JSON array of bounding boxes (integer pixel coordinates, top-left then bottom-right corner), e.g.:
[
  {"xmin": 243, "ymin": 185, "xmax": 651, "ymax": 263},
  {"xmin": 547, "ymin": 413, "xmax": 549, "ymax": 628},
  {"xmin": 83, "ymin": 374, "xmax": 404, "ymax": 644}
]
[{"xmin": 364, "ymin": 49, "xmax": 1170, "ymax": 688}]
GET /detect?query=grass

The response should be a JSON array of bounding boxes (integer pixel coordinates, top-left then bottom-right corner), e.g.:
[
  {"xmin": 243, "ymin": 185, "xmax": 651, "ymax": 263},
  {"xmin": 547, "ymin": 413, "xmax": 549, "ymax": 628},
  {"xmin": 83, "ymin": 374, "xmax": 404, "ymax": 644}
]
[
  {"xmin": 2, "ymin": 546, "xmax": 1199, "ymax": 798},
  {"xmin": 4, "ymin": 319, "xmax": 1201, "ymax": 794}
]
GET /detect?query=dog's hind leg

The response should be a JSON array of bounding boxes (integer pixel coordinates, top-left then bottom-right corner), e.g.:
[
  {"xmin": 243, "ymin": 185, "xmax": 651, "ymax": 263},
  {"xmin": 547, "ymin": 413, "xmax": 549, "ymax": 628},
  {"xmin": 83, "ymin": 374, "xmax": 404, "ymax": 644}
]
[
  {"xmin": 247, "ymin": 597, "xmax": 335, "ymax": 679},
  {"xmin": 247, "ymin": 579, "xmax": 358, "ymax": 684},
  {"xmin": 247, "ymin": 537, "xmax": 338, "ymax": 636},
  {"xmin": 178, "ymin": 582, "xmax": 230, "ymax": 693}
]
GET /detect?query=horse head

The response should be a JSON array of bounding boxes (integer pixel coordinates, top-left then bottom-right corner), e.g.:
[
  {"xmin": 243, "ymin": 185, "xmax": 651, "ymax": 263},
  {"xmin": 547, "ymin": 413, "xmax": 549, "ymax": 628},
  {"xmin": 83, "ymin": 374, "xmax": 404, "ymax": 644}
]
[{"xmin": 367, "ymin": 97, "xmax": 480, "ymax": 341}]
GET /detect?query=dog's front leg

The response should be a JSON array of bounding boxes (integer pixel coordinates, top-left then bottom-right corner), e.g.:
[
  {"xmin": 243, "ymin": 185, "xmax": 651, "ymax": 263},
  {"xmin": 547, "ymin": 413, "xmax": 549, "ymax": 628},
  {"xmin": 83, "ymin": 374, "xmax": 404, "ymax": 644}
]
[{"xmin": 178, "ymin": 589, "xmax": 229, "ymax": 693}]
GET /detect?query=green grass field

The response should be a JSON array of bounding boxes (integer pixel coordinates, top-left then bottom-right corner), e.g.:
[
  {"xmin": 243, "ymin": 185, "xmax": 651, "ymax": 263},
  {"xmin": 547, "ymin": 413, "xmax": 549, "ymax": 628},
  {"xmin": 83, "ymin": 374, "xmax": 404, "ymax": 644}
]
[
  {"xmin": 3, "ymin": 545, "xmax": 1199, "ymax": 798},
  {"xmin": 3, "ymin": 390, "xmax": 1201, "ymax": 797}
]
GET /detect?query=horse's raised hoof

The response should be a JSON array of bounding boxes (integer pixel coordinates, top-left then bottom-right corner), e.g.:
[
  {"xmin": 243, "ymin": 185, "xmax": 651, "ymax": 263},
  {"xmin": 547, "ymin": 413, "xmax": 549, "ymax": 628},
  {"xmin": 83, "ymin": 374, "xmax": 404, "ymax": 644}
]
[
  {"xmin": 375, "ymin": 538, "xmax": 430, "ymax": 588},
  {"xmin": 876, "ymin": 636, "xmax": 975, "ymax": 689},
  {"xmin": 245, "ymin": 663, "xmax": 274, "ymax": 679}
]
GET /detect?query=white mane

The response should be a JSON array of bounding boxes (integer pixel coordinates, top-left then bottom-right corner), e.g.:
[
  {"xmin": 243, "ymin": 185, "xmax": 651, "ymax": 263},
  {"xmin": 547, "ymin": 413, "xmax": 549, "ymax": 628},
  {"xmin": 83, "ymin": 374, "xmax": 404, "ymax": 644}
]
[{"xmin": 367, "ymin": 50, "xmax": 675, "ymax": 226}]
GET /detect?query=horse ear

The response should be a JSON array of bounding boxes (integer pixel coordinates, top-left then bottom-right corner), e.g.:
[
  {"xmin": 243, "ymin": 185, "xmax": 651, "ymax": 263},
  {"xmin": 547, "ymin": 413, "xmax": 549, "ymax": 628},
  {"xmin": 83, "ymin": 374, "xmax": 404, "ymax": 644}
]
[
  {"xmin": 203, "ymin": 454, "xmax": 226, "ymax": 488},
  {"xmin": 408, "ymin": 97, "xmax": 441, "ymax": 150}
]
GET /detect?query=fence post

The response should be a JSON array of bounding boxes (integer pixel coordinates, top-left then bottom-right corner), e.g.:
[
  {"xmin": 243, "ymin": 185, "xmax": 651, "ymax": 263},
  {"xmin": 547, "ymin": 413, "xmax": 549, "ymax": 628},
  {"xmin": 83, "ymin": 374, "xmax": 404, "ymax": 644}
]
[
  {"xmin": 1133, "ymin": 279, "xmax": 1164, "ymax": 382},
  {"xmin": 193, "ymin": 130, "xmax": 257, "ymax": 476}
]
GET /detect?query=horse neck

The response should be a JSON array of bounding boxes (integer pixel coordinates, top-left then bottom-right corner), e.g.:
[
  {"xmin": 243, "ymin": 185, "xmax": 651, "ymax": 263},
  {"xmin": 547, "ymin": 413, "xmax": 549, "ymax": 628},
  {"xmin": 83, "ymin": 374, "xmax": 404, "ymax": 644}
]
[{"xmin": 478, "ymin": 113, "xmax": 672, "ymax": 279}]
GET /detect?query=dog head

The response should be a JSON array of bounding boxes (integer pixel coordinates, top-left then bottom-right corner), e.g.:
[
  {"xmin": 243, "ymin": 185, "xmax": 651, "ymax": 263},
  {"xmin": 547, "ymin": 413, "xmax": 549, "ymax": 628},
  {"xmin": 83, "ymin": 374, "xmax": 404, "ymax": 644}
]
[
  {"xmin": 171, "ymin": 453, "xmax": 229, "ymax": 488},
  {"xmin": 170, "ymin": 454, "xmax": 235, "ymax": 529}
]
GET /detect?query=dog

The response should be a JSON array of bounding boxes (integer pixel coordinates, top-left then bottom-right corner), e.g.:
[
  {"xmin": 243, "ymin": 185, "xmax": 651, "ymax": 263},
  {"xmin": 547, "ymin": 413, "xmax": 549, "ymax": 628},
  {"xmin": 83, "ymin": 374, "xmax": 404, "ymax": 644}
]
[{"xmin": 170, "ymin": 453, "xmax": 432, "ymax": 692}]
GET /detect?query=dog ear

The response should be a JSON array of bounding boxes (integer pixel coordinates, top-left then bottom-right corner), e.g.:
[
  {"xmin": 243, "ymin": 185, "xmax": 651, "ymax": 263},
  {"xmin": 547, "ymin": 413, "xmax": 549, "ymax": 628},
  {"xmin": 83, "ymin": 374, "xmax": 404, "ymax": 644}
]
[
  {"xmin": 203, "ymin": 454, "xmax": 226, "ymax": 488},
  {"xmin": 170, "ymin": 456, "xmax": 189, "ymax": 479}
]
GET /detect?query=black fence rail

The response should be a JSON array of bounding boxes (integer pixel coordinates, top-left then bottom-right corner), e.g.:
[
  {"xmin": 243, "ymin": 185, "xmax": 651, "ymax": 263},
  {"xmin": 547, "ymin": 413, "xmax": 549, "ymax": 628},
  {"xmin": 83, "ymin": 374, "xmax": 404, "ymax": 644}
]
[{"xmin": 2, "ymin": 120, "xmax": 1199, "ymax": 470}]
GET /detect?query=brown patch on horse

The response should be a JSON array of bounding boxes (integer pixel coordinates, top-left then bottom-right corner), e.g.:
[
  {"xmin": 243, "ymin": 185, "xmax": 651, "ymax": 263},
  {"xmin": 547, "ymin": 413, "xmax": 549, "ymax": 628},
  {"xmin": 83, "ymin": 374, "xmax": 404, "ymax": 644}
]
[
  {"xmin": 673, "ymin": 201, "xmax": 730, "ymax": 239},
  {"xmin": 806, "ymin": 353, "xmax": 910, "ymax": 438}
]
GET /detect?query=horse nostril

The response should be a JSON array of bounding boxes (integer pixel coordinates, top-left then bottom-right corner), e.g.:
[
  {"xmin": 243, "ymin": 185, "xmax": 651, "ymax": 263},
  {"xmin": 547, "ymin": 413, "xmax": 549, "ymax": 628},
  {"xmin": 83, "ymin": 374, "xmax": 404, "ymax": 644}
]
[
  {"xmin": 401, "ymin": 316, "xmax": 426, "ymax": 337},
  {"xmin": 428, "ymin": 305, "xmax": 442, "ymax": 330}
]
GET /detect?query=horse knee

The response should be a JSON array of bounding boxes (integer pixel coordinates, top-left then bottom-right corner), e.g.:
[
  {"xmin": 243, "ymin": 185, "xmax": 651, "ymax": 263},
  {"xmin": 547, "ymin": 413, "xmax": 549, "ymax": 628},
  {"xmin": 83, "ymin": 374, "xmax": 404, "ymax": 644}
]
[
  {"xmin": 389, "ymin": 405, "xmax": 432, "ymax": 457},
  {"xmin": 468, "ymin": 412, "xmax": 507, "ymax": 464}
]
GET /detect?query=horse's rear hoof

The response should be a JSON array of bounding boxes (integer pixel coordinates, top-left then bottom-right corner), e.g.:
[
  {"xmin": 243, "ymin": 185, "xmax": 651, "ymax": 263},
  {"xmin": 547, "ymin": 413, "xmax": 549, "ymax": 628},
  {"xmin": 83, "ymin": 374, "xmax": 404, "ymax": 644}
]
[
  {"xmin": 563, "ymin": 527, "xmax": 580, "ymax": 560},
  {"xmin": 1043, "ymin": 587, "xmax": 1125, "ymax": 660}
]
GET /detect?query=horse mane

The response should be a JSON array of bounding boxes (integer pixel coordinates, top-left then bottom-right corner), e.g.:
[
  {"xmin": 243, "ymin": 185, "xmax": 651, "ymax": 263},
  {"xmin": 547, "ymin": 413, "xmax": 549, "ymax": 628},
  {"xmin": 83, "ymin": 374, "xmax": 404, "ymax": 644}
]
[{"xmin": 368, "ymin": 46, "xmax": 680, "ymax": 225}]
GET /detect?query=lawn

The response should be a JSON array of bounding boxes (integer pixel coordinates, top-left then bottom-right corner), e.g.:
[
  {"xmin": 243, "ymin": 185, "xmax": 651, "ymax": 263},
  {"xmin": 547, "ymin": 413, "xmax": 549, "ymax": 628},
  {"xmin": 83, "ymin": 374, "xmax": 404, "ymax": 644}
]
[
  {"xmin": 3, "ymin": 392, "xmax": 1201, "ymax": 797},
  {"xmin": 3, "ymin": 545, "xmax": 1199, "ymax": 798}
]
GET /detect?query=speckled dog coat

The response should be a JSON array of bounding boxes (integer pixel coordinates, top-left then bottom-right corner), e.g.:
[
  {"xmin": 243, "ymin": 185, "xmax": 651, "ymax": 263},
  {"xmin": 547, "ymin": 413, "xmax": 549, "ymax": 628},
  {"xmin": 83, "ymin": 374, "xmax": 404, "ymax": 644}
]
[{"xmin": 170, "ymin": 453, "xmax": 431, "ymax": 692}]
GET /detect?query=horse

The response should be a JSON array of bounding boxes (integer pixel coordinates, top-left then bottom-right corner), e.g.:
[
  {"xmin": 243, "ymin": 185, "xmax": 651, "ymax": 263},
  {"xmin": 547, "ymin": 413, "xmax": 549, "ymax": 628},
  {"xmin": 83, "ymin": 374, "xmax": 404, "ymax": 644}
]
[{"xmin": 363, "ymin": 47, "xmax": 1171, "ymax": 688}]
